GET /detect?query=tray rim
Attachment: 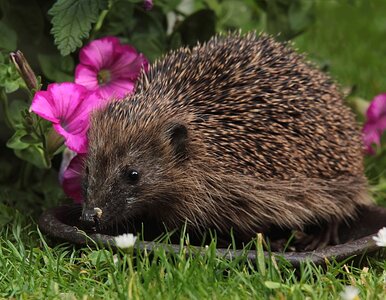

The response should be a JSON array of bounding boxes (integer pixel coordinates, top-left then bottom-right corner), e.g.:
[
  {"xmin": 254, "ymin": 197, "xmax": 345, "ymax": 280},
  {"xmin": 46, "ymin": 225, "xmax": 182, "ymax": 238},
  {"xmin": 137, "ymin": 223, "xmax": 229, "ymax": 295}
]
[{"xmin": 38, "ymin": 205, "xmax": 381, "ymax": 267}]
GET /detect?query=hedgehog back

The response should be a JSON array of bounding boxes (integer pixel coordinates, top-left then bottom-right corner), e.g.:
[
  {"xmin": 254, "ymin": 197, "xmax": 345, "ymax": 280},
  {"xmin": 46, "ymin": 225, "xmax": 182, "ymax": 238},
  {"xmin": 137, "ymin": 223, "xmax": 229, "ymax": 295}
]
[{"xmin": 129, "ymin": 33, "xmax": 364, "ymax": 181}]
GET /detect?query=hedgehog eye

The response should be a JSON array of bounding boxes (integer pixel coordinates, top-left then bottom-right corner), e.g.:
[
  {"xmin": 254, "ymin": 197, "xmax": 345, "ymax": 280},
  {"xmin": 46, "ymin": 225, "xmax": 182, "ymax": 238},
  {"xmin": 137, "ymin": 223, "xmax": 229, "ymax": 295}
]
[{"xmin": 124, "ymin": 169, "xmax": 140, "ymax": 183}]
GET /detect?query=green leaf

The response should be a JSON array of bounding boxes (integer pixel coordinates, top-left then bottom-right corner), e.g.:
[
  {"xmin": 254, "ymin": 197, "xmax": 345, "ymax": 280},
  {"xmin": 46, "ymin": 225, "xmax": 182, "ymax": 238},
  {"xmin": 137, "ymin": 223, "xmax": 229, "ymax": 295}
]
[
  {"xmin": 0, "ymin": 21, "xmax": 17, "ymax": 51},
  {"xmin": 38, "ymin": 53, "xmax": 74, "ymax": 82},
  {"xmin": 98, "ymin": 1, "xmax": 135, "ymax": 36},
  {"xmin": 130, "ymin": 33, "xmax": 165, "ymax": 62},
  {"xmin": 174, "ymin": 9, "xmax": 216, "ymax": 47},
  {"xmin": 256, "ymin": 234, "xmax": 266, "ymax": 277},
  {"xmin": 256, "ymin": 0, "xmax": 315, "ymax": 41},
  {"xmin": 301, "ymin": 284, "xmax": 315, "ymax": 294},
  {"xmin": 264, "ymin": 281, "xmax": 282, "ymax": 289},
  {"xmin": 0, "ymin": 0, "xmax": 44, "ymax": 46},
  {"xmin": 255, "ymin": 0, "xmax": 268, "ymax": 10},
  {"xmin": 0, "ymin": 187, "xmax": 45, "ymax": 216},
  {"xmin": 20, "ymin": 134, "xmax": 40, "ymax": 144},
  {"xmin": 288, "ymin": 0, "xmax": 315, "ymax": 34},
  {"xmin": 169, "ymin": 32, "xmax": 182, "ymax": 50},
  {"xmin": 8, "ymin": 100, "xmax": 29, "ymax": 125},
  {"xmin": 215, "ymin": 0, "xmax": 263, "ymax": 31},
  {"xmin": 31, "ymin": 169, "xmax": 65, "ymax": 206},
  {"xmin": 14, "ymin": 145, "xmax": 50, "ymax": 169},
  {"xmin": 7, "ymin": 130, "xmax": 30, "ymax": 150},
  {"xmin": 157, "ymin": 0, "xmax": 182, "ymax": 13},
  {"xmin": 0, "ymin": 62, "xmax": 24, "ymax": 94},
  {"xmin": 264, "ymin": 1, "xmax": 292, "ymax": 40},
  {"xmin": 48, "ymin": 0, "xmax": 108, "ymax": 56},
  {"xmin": 126, "ymin": 6, "xmax": 168, "ymax": 62},
  {"xmin": 3, "ymin": 79, "xmax": 19, "ymax": 93},
  {"xmin": 88, "ymin": 250, "xmax": 112, "ymax": 266},
  {"xmin": 7, "ymin": 114, "xmax": 51, "ymax": 169}
]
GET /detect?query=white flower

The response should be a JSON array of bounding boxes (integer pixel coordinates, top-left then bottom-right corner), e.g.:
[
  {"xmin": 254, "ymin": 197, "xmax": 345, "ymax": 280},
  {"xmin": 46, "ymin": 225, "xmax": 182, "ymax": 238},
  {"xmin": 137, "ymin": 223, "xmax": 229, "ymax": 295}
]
[
  {"xmin": 113, "ymin": 254, "xmax": 119, "ymax": 264},
  {"xmin": 114, "ymin": 233, "xmax": 137, "ymax": 249},
  {"xmin": 373, "ymin": 227, "xmax": 386, "ymax": 247},
  {"xmin": 340, "ymin": 286, "xmax": 359, "ymax": 300}
]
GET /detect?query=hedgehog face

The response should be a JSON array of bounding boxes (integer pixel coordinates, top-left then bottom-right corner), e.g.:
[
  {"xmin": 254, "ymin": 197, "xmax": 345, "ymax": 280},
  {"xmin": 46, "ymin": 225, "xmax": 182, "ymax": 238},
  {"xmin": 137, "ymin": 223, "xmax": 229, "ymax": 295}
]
[{"xmin": 81, "ymin": 116, "xmax": 191, "ymax": 231}]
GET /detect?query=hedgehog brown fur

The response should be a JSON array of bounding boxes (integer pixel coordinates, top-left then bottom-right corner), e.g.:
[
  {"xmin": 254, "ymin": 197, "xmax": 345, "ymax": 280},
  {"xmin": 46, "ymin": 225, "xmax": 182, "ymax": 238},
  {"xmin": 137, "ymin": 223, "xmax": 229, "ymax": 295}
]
[{"xmin": 84, "ymin": 32, "xmax": 372, "ymax": 249}]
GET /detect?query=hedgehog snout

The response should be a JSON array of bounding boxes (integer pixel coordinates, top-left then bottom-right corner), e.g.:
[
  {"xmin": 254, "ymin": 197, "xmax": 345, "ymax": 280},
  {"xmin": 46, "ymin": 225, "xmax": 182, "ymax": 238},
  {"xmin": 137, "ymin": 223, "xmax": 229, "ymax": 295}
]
[{"xmin": 80, "ymin": 207, "xmax": 103, "ymax": 229}]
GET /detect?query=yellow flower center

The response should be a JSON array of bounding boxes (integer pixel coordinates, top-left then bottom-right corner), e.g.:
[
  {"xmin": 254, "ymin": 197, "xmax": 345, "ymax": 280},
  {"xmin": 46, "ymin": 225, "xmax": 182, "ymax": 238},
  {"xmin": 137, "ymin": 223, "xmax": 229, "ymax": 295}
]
[{"xmin": 97, "ymin": 69, "xmax": 111, "ymax": 85}]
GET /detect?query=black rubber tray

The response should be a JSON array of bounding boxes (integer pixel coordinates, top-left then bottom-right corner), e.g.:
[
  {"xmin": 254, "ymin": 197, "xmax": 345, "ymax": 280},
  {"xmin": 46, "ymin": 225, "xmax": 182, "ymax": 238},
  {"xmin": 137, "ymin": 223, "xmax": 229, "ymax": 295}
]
[{"xmin": 38, "ymin": 204, "xmax": 386, "ymax": 267}]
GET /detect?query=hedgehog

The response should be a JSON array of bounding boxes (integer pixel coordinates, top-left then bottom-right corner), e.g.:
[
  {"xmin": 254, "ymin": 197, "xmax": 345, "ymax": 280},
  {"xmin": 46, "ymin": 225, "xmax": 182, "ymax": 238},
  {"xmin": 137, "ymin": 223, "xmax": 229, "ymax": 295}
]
[{"xmin": 81, "ymin": 32, "xmax": 372, "ymax": 250}]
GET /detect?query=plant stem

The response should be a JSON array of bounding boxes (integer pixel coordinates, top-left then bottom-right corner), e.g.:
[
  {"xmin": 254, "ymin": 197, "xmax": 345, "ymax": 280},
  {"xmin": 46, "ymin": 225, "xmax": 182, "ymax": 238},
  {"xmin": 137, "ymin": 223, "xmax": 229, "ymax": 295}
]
[
  {"xmin": 36, "ymin": 118, "xmax": 52, "ymax": 168},
  {"xmin": 0, "ymin": 89, "xmax": 14, "ymax": 129},
  {"xmin": 91, "ymin": 0, "xmax": 113, "ymax": 39}
]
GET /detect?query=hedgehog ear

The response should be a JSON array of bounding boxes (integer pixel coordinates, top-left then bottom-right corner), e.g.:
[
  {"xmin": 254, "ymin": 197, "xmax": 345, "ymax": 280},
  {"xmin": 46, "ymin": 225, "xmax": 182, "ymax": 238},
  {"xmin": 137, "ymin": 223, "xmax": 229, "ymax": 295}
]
[{"xmin": 167, "ymin": 123, "xmax": 188, "ymax": 160}]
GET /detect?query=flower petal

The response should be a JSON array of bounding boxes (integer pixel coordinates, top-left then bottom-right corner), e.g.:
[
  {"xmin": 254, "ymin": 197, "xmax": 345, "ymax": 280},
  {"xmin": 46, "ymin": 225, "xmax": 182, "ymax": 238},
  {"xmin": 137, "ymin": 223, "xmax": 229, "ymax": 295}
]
[
  {"xmin": 52, "ymin": 92, "xmax": 103, "ymax": 153},
  {"xmin": 46, "ymin": 83, "xmax": 90, "ymax": 124},
  {"xmin": 373, "ymin": 227, "xmax": 386, "ymax": 247},
  {"xmin": 143, "ymin": 0, "xmax": 153, "ymax": 10},
  {"xmin": 75, "ymin": 65, "xmax": 99, "ymax": 91},
  {"xmin": 31, "ymin": 90, "xmax": 60, "ymax": 123},
  {"xmin": 76, "ymin": 36, "xmax": 148, "ymax": 98},
  {"xmin": 59, "ymin": 151, "xmax": 86, "ymax": 203},
  {"xmin": 114, "ymin": 233, "xmax": 137, "ymax": 248},
  {"xmin": 363, "ymin": 93, "xmax": 386, "ymax": 155},
  {"xmin": 99, "ymin": 80, "xmax": 135, "ymax": 99},
  {"xmin": 363, "ymin": 123, "xmax": 380, "ymax": 154},
  {"xmin": 79, "ymin": 36, "xmax": 121, "ymax": 70},
  {"xmin": 110, "ymin": 51, "xmax": 148, "ymax": 80},
  {"xmin": 340, "ymin": 286, "xmax": 359, "ymax": 300},
  {"xmin": 63, "ymin": 92, "xmax": 104, "ymax": 133},
  {"xmin": 366, "ymin": 93, "xmax": 386, "ymax": 121},
  {"xmin": 54, "ymin": 123, "xmax": 88, "ymax": 153}
]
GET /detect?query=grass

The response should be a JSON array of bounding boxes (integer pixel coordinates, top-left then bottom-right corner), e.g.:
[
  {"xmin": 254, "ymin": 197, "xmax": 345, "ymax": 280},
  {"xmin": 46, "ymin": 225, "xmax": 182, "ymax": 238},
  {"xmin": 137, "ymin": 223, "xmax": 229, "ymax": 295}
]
[
  {"xmin": 1, "ymin": 208, "xmax": 386, "ymax": 299},
  {"xmin": 294, "ymin": 0, "xmax": 386, "ymax": 100},
  {"xmin": 2, "ymin": 0, "xmax": 386, "ymax": 299}
]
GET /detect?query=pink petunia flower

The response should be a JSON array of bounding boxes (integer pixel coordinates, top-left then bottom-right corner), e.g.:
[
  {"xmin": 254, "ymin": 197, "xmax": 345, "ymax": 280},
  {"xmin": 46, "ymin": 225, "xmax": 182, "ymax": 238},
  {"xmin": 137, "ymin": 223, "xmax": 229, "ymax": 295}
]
[
  {"xmin": 75, "ymin": 36, "xmax": 148, "ymax": 99},
  {"xmin": 143, "ymin": 0, "xmax": 153, "ymax": 10},
  {"xmin": 363, "ymin": 93, "xmax": 386, "ymax": 154},
  {"xmin": 31, "ymin": 83, "xmax": 102, "ymax": 153},
  {"xmin": 59, "ymin": 149, "xmax": 85, "ymax": 203}
]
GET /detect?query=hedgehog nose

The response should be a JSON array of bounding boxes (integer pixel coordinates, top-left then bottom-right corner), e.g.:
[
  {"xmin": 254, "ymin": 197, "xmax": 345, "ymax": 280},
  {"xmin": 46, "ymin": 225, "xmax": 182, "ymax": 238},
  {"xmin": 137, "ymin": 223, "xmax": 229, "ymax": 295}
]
[{"xmin": 80, "ymin": 207, "xmax": 102, "ymax": 229}]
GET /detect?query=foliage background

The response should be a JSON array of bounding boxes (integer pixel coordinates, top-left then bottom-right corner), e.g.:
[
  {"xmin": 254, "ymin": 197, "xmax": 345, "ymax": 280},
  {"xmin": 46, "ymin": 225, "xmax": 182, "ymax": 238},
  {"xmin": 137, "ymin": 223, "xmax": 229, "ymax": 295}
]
[
  {"xmin": 1, "ymin": 0, "xmax": 386, "ymax": 215},
  {"xmin": 1, "ymin": 0, "xmax": 386, "ymax": 298}
]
